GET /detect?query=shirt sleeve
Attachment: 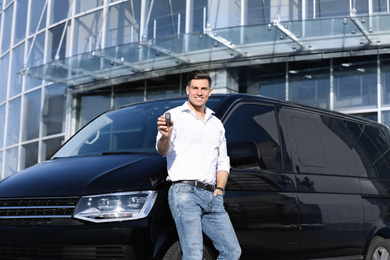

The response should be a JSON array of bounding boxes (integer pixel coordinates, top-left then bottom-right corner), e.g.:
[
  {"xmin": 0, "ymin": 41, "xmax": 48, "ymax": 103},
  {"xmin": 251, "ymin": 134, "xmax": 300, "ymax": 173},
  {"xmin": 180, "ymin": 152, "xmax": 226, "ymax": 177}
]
[{"xmin": 217, "ymin": 127, "xmax": 230, "ymax": 173}]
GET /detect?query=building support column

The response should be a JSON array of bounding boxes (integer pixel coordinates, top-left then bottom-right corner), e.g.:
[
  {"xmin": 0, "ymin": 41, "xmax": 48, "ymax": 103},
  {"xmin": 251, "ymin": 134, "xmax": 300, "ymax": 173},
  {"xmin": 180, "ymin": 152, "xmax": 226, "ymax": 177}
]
[{"xmin": 209, "ymin": 68, "xmax": 239, "ymax": 94}]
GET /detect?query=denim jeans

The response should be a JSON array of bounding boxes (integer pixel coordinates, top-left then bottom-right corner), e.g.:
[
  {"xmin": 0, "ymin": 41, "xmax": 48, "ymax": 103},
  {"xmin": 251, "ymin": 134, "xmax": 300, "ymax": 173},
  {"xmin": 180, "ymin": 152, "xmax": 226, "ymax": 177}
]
[{"xmin": 168, "ymin": 183, "xmax": 241, "ymax": 260}]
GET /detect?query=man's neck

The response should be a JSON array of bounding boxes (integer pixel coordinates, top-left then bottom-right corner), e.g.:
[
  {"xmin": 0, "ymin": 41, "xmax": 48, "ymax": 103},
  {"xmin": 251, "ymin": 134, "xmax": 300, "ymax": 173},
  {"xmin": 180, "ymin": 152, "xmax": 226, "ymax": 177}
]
[{"xmin": 188, "ymin": 102, "xmax": 206, "ymax": 122}]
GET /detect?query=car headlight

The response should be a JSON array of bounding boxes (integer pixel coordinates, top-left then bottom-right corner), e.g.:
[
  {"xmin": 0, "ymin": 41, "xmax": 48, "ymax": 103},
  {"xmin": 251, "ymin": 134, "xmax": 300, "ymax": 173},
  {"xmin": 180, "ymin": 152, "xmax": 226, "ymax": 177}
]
[{"xmin": 73, "ymin": 191, "xmax": 157, "ymax": 223}]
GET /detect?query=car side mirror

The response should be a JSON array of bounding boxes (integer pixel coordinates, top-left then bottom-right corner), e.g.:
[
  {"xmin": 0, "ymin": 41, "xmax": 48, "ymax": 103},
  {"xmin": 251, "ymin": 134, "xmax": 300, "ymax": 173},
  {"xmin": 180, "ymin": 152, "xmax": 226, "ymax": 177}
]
[{"xmin": 227, "ymin": 140, "xmax": 260, "ymax": 167}]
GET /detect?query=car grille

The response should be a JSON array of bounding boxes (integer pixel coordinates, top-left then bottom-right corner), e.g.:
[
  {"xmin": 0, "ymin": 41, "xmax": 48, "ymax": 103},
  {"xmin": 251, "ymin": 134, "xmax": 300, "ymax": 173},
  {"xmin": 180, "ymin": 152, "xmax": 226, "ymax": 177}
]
[
  {"xmin": 0, "ymin": 197, "xmax": 80, "ymax": 226},
  {"xmin": 0, "ymin": 244, "xmax": 126, "ymax": 259}
]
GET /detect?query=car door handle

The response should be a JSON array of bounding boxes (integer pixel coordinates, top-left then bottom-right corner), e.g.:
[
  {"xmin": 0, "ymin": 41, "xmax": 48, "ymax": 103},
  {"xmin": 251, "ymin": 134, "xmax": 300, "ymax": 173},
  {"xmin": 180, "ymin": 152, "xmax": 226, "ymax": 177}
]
[{"xmin": 301, "ymin": 177, "xmax": 314, "ymax": 190}]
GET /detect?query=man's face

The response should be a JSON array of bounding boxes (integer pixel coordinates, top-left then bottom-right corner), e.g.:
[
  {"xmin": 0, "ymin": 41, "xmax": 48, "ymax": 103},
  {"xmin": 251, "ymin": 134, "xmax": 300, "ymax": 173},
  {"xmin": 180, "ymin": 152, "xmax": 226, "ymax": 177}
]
[{"xmin": 186, "ymin": 79, "xmax": 212, "ymax": 109}]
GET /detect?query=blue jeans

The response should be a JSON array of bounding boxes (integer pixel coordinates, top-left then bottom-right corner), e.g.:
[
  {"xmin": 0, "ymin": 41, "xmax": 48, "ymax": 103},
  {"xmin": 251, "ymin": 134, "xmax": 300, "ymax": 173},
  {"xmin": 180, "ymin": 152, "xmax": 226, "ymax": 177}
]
[{"xmin": 168, "ymin": 183, "xmax": 241, "ymax": 260}]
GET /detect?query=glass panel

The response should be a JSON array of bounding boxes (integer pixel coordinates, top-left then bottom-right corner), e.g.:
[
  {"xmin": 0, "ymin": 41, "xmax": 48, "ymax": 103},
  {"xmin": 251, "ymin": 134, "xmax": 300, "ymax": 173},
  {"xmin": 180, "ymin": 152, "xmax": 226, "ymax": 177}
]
[
  {"xmin": 4, "ymin": 147, "xmax": 18, "ymax": 177},
  {"xmin": 334, "ymin": 56, "xmax": 377, "ymax": 109},
  {"xmin": 42, "ymin": 84, "xmax": 67, "ymax": 136},
  {"xmin": 193, "ymin": 0, "xmax": 207, "ymax": 32},
  {"xmin": 50, "ymin": 0, "xmax": 70, "ymax": 25},
  {"xmin": 270, "ymin": 0, "xmax": 302, "ymax": 22},
  {"xmin": 21, "ymin": 142, "xmax": 38, "ymax": 170},
  {"xmin": 76, "ymin": 0, "xmax": 103, "ymax": 13},
  {"xmin": 6, "ymin": 97, "xmax": 21, "ymax": 146},
  {"xmin": 22, "ymin": 89, "xmax": 42, "ymax": 141},
  {"xmin": 224, "ymin": 104, "xmax": 282, "ymax": 171},
  {"xmin": 382, "ymin": 111, "xmax": 390, "ymax": 127},
  {"xmin": 352, "ymin": 112, "xmax": 377, "ymax": 122},
  {"xmin": 288, "ymin": 60, "xmax": 330, "ymax": 109},
  {"xmin": 372, "ymin": 0, "xmax": 388, "ymax": 13},
  {"xmin": 79, "ymin": 91, "xmax": 111, "ymax": 129},
  {"xmin": 247, "ymin": 0, "xmax": 270, "ymax": 25},
  {"xmin": 316, "ymin": 0, "xmax": 349, "ymax": 18},
  {"xmin": 43, "ymin": 137, "xmax": 64, "ymax": 161},
  {"xmin": 14, "ymin": 0, "xmax": 28, "ymax": 45},
  {"xmin": 114, "ymin": 81, "xmax": 144, "ymax": 108},
  {"xmin": 26, "ymin": 33, "xmax": 44, "ymax": 89},
  {"xmin": 9, "ymin": 43, "xmax": 25, "ymax": 97},
  {"xmin": 147, "ymin": 0, "xmax": 186, "ymax": 39},
  {"xmin": 0, "ymin": 151, "xmax": 3, "ymax": 180},
  {"xmin": 0, "ymin": 54, "xmax": 9, "ymax": 102},
  {"xmin": 73, "ymin": 10, "xmax": 103, "ymax": 55},
  {"xmin": 28, "ymin": 0, "xmax": 47, "ymax": 35},
  {"xmin": 381, "ymin": 54, "xmax": 390, "ymax": 107},
  {"xmin": 1, "ymin": 3, "xmax": 14, "ymax": 54},
  {"xmin": 147, "ymin": 74, "xmax": 181, "ymax": 100},
  {"xmin": 108, "ymin": 1, "xmax": 140, "ymax": 46},
  {"xmin": 49, "ymin": 23, "xmax": 68, "ymax": 61},
  {"xmin": 241, "ymin": 64, "xmax": 286, "ymax": 100},
  {"xmin": 0, "ymin": 105, "xmax": 5, "ymax": 149}
]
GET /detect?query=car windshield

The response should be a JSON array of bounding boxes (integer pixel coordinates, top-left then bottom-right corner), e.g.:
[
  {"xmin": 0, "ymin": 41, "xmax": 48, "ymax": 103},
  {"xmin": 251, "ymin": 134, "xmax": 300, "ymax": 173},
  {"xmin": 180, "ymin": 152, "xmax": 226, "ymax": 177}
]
[{"xmin": 53, "ymin": 96, "xmax": 224, "ymax": 158}]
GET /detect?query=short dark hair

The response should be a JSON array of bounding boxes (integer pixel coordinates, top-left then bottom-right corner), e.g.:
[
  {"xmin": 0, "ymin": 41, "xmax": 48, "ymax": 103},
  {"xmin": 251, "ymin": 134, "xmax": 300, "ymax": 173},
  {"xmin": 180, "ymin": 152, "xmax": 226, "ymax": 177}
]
[{"xmin": 187, "ymin": 70, "xmax": 212, "ymax": 87}]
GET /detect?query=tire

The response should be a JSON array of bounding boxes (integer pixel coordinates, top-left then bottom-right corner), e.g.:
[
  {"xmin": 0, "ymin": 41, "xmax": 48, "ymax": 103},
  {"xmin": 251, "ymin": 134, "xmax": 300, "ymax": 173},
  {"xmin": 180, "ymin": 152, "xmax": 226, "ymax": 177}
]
[
  {"xmin": 162, "ymin": 241, "xmax": 215, "ymax": 260},
  {"xmin": 366, "ymin": 236, "xmax": 390, "ymax": 260}
]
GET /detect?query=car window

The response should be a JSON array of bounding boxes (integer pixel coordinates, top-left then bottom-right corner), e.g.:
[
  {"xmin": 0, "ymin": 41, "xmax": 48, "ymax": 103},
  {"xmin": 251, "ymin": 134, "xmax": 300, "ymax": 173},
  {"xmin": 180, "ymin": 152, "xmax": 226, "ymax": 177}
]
[
  {"xmin": 224, "ymin": 104, "xmax": 282, "ymax": 171},
  {"xmin": 285, "ymin": 108, "xmax": 384, "ymax": 177},
  {"xmin": 54, "ymin": 96, "xmax": 225, "ymax": 158},
  {"xmin": 347, "ymin": 122, "xmax": 390, "ymax": 178}
]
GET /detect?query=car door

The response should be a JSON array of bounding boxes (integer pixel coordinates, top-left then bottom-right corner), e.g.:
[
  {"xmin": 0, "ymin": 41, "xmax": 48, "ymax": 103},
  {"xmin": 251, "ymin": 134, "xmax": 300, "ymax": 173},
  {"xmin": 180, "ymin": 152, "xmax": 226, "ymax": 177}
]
[
  {"xmin": 283, "ymin": 108, "xmax": 365, "ymax": 259},
  {"xmin": 222, "ymin": 101, "xmax": 299, "ymax": 259}
]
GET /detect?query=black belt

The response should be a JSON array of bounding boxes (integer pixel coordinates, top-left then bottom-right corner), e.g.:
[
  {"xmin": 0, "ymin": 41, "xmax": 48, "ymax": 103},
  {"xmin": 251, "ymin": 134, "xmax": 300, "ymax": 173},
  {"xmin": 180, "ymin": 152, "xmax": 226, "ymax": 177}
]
[{"xmin": 173, "ymin": 180, "xmax": 215, "ymax": 192}]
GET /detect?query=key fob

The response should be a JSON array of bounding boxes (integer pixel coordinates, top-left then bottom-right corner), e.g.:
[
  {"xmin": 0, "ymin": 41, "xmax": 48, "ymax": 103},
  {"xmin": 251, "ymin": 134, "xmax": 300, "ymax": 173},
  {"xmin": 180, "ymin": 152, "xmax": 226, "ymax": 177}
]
[{"xmin": 165, "ymin": 112, "xmax": 171, "ymax": 125}]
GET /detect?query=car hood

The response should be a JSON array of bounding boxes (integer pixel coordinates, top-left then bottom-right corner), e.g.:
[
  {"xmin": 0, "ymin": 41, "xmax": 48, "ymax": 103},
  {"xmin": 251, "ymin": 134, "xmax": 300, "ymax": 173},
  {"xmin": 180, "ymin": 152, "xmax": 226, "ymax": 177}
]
[{"xmin": 0, "ymin": 154, "xmax": 167, "ymax": 197}]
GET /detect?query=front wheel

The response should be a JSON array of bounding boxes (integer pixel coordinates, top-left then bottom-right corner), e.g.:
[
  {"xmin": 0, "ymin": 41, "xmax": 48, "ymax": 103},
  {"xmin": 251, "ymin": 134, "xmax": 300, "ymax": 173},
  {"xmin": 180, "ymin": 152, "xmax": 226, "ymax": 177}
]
[
  {"xmin": 366, "ymin": 236, "xmax": 390, "ymax": 260},
  {"xmin": 162, "ymin": 241, "xmax": 215, "ymax": 260}
]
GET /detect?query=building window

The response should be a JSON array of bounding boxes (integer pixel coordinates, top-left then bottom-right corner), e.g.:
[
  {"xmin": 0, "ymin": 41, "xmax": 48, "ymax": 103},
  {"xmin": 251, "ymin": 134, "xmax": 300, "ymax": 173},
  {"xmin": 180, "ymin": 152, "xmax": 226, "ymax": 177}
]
[
  {"xmin": 42, "ymin": 137, "xmax": 65, "ymax": 161},
  {"xmin": 74, "ymin": 10, "xmax": 103, "ymax": 54},
  {"xmin": 6, "ymin": 97, "xmax": 21, "ymax": 147},
  {"xmin": 28, "ymin": 0, "xmax": 47, "ymax": 36},
  {"xmin": 76, "ymin": 0, "xmax": 104, "ymax": 14},
  {"xmin": 333, "ymin": 56, "xmax": 377, "ymax": 109},
  {"xmin": 4, "ymin": 147, "xmax": 18, "ymax": 177},
  {"xmin": 0, "ymin": 54, "xmax": 9, "ymax": 103},
  {"xmin": 42, "ymin": 84, "xmax": 67, "ymax": 136},
  {"xmin": 108, "ymin": 1, "xmax": 140, "ymax": 46},
  {"xmin": 50, "ymin": 0, "xmax": 71, "ymax": 25},
  {"xmin": 288, "ymin": 60, "xmax": 330, "ymax": 109},
  {"xmin": 21, "ymin": 142, "xmax": 38, "ymax": 170},
  {"xmin": 146, "ymin": 0, "xmax": 186, "ymax": 39},
  {"xmin": 26, "ymin": 33, "xmax": 44, "ymax": 89},
  {"xmin": 14, "ymin": 0, "xmax": 28, "ymax": 45},
  {"xmin": 22, "ymin": 89, "xmax": 42, "ymax": 141},
  {"xmin": 9, "ymin": 43, "xmax": 25, "ymax": 98},
  {"xmin": 78, "ymin": 90, "xmax": 111, "ymax": 129},
  {"xmin": 241, "ymin": 63, "xmax": 286, "ymax": 100},
  {"xmin": 0, "ymin": 105, "xmax": 5, "ymax": 149},
  {"xmin": 381, "ymin": 55, "xmax": 390, "ymax": 107},
  {"xmin": 1, "ymin": 3, "xmax": 14, "ymax": 55}
]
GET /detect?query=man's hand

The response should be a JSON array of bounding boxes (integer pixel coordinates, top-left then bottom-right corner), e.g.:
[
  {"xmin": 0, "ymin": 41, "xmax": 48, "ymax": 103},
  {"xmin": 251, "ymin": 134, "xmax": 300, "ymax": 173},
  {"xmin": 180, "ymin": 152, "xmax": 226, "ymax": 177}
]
[
  {"xmin": 156, "ymin": 114, "xmax": 174, "ymax": 156},
  {"xmin": 157, "ymin": 114, "xmax": 173, "ymax": 137}
]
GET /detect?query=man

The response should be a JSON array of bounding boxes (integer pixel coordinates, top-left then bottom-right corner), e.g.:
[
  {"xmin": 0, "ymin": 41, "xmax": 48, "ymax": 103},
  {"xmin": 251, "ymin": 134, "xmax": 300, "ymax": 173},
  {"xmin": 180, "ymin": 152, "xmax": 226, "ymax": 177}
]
[{"xmin": 156, "ymin": 70, "xmax": 241, "ymax": 260}]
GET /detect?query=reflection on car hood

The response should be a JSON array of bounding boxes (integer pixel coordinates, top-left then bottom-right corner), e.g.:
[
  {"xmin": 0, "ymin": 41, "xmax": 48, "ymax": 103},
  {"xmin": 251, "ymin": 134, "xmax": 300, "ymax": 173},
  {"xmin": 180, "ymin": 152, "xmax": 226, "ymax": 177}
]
[{"xmin": 0, "ymin": 154, "xmax": 167, "ymax": 197}]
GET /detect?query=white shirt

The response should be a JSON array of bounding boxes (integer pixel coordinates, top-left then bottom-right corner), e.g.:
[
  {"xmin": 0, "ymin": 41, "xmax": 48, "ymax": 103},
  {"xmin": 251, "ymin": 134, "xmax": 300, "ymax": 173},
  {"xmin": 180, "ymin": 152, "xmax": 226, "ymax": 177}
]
[{"xmin": 156, "ymin": 101, "xmax": 230, "ymax": 185}]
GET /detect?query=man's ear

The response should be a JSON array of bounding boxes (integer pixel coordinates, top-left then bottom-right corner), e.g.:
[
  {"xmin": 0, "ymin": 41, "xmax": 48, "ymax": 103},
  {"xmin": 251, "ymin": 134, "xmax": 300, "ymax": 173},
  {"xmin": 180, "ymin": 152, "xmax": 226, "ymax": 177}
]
[
  {"xmin": 186, "ymin": 86, "xmax": 189, "ymax": 95},
  {"xmin": 208, "ymin": 88, "xmax": 213, "ymax": 96}
]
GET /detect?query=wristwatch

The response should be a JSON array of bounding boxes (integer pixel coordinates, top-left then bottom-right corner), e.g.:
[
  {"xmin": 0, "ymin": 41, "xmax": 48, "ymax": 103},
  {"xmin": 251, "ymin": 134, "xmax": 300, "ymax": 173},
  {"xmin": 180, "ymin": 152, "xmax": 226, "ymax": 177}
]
[{"xmin": 215, "ymin": 187, "xmax": 225, "ymax": 195}]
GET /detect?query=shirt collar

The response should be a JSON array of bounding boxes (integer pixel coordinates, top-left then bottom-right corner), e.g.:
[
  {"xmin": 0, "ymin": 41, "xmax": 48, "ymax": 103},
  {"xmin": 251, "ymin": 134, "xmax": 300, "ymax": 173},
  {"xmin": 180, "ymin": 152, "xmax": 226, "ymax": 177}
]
[{"xmin": 181, "ymin": 101, "xmax": 215, "ymax": 119}]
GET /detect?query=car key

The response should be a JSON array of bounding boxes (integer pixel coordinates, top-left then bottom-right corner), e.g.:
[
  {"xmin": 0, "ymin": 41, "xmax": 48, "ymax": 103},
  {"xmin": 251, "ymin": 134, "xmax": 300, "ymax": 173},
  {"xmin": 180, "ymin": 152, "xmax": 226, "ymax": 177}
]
[{"xmin": 165, "ymin": 112, "xmax": 171, "ymax": 126}]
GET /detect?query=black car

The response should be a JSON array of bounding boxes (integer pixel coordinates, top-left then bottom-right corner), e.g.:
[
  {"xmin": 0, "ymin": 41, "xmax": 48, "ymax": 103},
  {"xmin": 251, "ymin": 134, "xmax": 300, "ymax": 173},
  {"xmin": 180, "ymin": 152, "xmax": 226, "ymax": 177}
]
[{"xmin": 1, "ymin": 94, "xmax": 390, "ymax": 260}]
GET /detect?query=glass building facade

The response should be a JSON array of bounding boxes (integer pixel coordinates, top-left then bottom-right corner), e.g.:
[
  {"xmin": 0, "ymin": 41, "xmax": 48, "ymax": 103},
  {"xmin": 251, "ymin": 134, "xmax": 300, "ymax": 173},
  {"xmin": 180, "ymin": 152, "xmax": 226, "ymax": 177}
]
[{"xmin": 1, "ymin": 0, "xmax": 390, "ymax": 179}]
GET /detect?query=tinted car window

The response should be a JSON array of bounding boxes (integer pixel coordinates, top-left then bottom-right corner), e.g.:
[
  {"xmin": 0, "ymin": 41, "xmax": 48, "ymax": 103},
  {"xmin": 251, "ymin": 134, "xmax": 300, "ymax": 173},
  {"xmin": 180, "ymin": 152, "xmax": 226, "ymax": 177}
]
[
  {"xmin": 224, "ymin": 104, "xmax": 282, "ymax": 171},
  {"xmin": 348, "ymin": 122, "xmax": 390, "ymax": 178},
  {"xmin": 54, "ymin": 97, "xmax": 224, "ymax": 158},
  {"xmin": 286, "ymin": 109, "xmax": 364, "ymax": 176}
]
